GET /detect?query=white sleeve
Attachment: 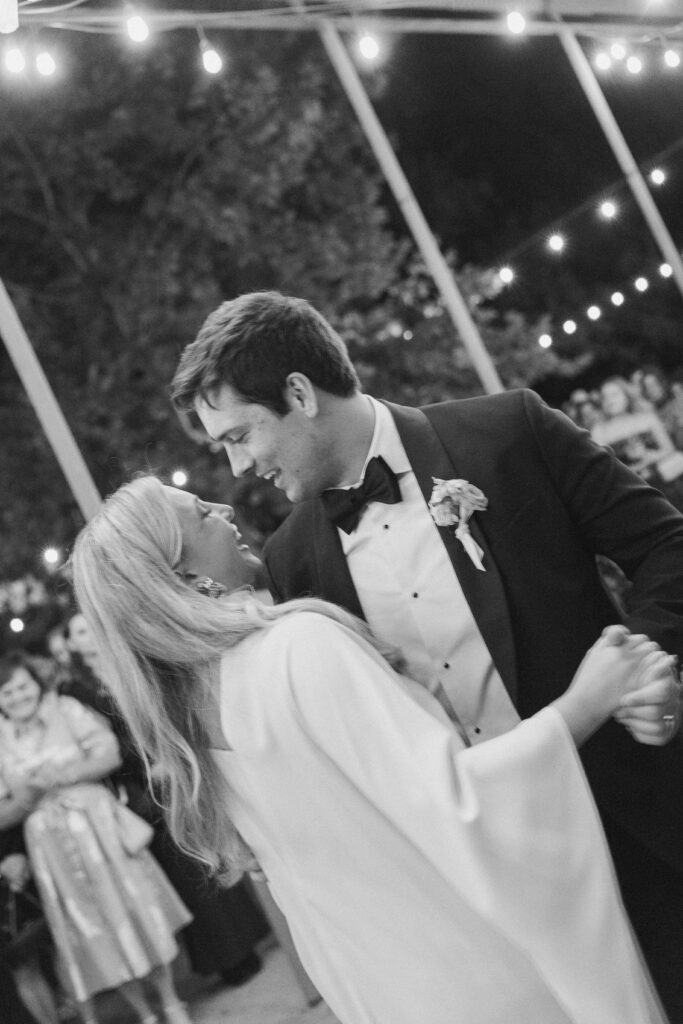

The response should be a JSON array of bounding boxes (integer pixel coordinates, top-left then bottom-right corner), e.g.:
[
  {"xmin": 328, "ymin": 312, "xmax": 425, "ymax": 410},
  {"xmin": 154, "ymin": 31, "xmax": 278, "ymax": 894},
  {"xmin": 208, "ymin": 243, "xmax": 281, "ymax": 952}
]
[{"xmin": 262, "ymin": 612, "xmax": 662, "ymax": 1024}]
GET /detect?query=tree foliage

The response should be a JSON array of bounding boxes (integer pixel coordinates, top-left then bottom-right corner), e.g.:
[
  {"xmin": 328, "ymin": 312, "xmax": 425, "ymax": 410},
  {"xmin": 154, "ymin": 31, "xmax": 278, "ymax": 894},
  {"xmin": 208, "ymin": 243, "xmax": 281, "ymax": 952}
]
[{"xmin": 0, "ymin": 30, "xmax": 573, "ymax": 575}]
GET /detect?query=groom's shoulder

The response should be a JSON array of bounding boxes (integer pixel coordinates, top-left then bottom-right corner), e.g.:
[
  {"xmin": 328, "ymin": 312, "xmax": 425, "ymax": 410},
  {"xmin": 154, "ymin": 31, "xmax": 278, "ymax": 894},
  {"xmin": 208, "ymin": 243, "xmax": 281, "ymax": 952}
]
[{"xmin": 418, "ymin": 387, "xmax": 544, "ymax": 428}]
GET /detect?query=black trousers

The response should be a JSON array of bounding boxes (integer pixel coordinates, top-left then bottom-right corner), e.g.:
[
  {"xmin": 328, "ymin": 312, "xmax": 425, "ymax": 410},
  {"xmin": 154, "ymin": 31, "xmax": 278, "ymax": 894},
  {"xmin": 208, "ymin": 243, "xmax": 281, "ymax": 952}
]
[{"xmin": 604, "ymin": 816, "xmax": 683, "ymax": 1024}]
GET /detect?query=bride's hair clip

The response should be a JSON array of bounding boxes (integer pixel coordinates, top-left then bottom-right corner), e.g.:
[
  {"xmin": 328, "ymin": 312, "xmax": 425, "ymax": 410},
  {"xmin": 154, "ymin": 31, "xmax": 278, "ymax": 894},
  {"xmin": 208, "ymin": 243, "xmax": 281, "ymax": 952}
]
[{"xmin": 195, "ymin": 577, "xmax": 227, "ymax": 599}]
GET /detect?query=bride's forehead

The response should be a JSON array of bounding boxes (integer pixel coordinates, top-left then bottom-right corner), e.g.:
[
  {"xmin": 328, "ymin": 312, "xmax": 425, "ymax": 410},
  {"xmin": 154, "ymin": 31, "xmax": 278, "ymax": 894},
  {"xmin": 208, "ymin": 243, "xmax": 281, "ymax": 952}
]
[{"xmin": 163, "ymin": 485, "xmax": 199, "ymax": 515}]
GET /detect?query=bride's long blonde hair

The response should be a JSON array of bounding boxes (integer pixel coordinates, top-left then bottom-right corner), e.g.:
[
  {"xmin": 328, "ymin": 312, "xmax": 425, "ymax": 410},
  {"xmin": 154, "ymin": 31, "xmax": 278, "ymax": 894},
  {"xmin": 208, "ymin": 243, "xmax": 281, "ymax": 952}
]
[{"xmin": 71, "ymin": 475, "xmax": 401, "ymax": 878}]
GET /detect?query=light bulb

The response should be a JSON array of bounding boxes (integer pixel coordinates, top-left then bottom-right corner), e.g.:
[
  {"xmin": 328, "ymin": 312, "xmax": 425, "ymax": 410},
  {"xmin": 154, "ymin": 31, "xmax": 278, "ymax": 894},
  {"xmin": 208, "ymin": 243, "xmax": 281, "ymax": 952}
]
[
  {"xmin": 626, "ymin": 55, "xmax": 643, "ymax": 74},
  {"xmin": 36, "ymin": 51, "xmax": 56, "ymax": 76},
  {"xmin": 506, "ymin": 12, "xmax": 526, "ymax": 35},
  {"xmin": 664, "ymin": 48, "xmax": 680, "ymax": 69},
  {"xmin": 43, "ymin": 547, "xmax": 60, "ymax": 565},
  {"xmin": 634, "ymin": 277, "xmax": 649, "ymax": 292},
  {"xmin": 594, "ymin": 52, "xmax": 612, "ymax": 72},
  {"xmin": 562, "ymin": 320, "xmax": 577, "ymax": 335},
  {"xmin": 659, "ymin": 263, "xmax": 673, "ymax": 278},
  {"xmin": 9, "ymin": 618, "xmax": 24, "ymax": 633},
  {"xmin": 538, "ymin": 333, "xmax": 552, "ymax": 348},
  {"xmin": 498, "ymin": 266, "xmax": 514, "ymax": 284},
  {"xmin": 650, "ymin": 168, "xmax": 666, "ymax": 186},
  {"xmin": 201, "ymin": 45, "xmax": 222, "ymax": 74},
  {"xmin": 171, "ymin": 469, "xmax": 188, "ymax": 487},
  {"xmin": 127, "ymin": 13, "xmax": 149, "ymax": 42},
  {"xmin": 358, "ymin": 33, "xmax": 380, "ymax": 61},
  {"xmin": 599, "ymin": 200, "xmax": 617, "ymax": 219},
  {"xmin": 4, "ymin": 46, "xmax": 25, "ymax": 73},
  {"xmin": 611, "ymin": 291, "xmax": 625, "ymax": 306},
  {"xmin": 587, "ymin": 306, "xmax": 601, "ymax": 320},
  {"xmin": 610, "ymin": 43, "xmax": 627, "ymax": 61},
  {"xmin": 548, "ymin": 233, "xmax": 565, "ymax": 253}
]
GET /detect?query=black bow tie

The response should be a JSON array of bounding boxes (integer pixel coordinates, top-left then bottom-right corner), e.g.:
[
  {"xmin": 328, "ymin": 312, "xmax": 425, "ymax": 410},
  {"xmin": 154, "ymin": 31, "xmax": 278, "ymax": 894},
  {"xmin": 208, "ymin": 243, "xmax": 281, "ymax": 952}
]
[{"xmin": 321, "ymin": 456, "xmax": 402, "ymax": 534}]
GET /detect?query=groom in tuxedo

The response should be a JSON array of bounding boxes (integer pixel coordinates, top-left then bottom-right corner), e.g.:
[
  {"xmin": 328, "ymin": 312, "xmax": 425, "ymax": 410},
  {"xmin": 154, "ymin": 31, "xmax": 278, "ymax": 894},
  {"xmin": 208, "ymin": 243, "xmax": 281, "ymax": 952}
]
[{"xmin": 172, "ymin": 290, "xmax": 683, "ymax": 1017}]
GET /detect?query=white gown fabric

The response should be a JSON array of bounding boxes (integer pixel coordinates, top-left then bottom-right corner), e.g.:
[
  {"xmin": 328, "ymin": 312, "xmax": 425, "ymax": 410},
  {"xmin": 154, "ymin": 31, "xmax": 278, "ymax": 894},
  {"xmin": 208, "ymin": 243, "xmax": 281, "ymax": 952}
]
[{"xmin": 213, "ymin": 612, "xmax": 666, "ymax": 1024}]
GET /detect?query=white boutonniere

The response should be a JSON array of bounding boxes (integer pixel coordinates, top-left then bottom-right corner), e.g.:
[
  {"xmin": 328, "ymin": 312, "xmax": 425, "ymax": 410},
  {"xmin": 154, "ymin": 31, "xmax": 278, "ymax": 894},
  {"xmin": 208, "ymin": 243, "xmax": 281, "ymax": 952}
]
[{"xmin": 428, "ymin": 478, "xmax": 488, "ymax": 572}]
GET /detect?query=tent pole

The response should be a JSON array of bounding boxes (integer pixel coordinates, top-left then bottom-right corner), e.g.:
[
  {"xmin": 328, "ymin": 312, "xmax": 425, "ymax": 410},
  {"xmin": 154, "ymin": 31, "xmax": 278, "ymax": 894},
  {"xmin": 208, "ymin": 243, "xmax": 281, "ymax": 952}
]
[
  {"xmin": 0, "ymin": 278, "xmax": 101, "ymax": 521},
  {"xmin": 559, "ymin": 28, "xmax": 683, "ymax": 303},
  {"xmin": 317, "ymin": 22, "xmax": 504, "ymax": 394}
]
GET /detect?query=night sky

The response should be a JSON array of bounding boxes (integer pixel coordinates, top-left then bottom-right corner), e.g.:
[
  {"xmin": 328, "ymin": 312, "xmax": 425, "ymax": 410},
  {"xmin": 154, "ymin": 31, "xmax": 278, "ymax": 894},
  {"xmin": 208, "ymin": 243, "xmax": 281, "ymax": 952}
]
[{"xmin": 373, "ymin": 29, "xmax": 683, "ymax": 351}]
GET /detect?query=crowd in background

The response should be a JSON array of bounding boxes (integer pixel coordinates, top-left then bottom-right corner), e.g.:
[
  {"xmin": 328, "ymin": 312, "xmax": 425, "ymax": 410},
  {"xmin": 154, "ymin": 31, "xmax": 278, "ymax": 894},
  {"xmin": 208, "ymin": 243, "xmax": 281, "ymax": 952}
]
[
  {"xmin": 0, "ymin": 599, "xmax": 270, "ymax": 1024},
  {"xmin": 563, "ymin": 364, "xmax": 683, "ymax": 513}
]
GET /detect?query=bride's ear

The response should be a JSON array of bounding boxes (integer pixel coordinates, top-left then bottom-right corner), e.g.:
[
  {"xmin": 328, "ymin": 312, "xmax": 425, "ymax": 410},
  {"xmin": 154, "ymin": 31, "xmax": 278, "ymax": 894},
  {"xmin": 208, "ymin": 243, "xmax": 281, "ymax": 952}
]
[{"xmin": 284, "ymin": 373, "xmax": 318, "ymax": 417}]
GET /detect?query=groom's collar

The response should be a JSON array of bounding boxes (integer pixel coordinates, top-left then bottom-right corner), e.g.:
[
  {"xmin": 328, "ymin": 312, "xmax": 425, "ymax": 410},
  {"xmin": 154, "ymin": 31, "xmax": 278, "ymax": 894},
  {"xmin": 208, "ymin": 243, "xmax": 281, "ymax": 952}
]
[{"xmin": 359, "ymin": 396, "xmax": 412, "ymax": 480}]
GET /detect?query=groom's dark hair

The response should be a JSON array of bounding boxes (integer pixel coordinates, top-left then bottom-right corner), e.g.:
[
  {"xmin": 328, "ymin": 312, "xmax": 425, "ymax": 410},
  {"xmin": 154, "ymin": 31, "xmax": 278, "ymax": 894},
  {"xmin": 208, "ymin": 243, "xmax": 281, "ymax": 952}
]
[{"xmin": 171, "ymin": 291, "xmax": 360, "ymax": 416}]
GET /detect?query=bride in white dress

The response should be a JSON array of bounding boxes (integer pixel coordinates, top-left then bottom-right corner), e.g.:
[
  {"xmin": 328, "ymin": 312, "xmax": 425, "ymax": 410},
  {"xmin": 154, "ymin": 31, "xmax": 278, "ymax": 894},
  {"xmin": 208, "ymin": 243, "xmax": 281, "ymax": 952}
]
[{"xmin": 72, "ymin": 475, "xmax": 672, "ymax": 1024}]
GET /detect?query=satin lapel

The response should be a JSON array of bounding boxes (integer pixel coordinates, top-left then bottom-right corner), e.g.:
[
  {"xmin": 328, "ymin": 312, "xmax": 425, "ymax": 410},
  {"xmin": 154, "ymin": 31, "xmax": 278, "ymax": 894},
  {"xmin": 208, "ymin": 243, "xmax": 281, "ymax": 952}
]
[
  {"xmin": 311, "ymin": 503, "xmax": 366, "ymax": 620},
  {"xmin": 385, "ymin": 401, "xmax": 519, "ymax": 703}
]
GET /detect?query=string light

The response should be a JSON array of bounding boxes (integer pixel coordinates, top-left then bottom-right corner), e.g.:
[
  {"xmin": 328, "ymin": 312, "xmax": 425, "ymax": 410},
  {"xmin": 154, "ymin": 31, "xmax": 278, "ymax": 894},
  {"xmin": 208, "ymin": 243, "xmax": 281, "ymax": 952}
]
[
  {"xmin": 538, "ymin": 333, "xmax": 552, "ymax": 348},
  {"xmin": 200, "ymin": 39, "xmax": 222, "ymax": 74},
  {"xmin": 634, "ymin": 276, "xmax": 649, "ymax": 292},
  {"xmin": 548, "ymin": 233, "xmax": 565, "ymax": 253},
  {"xmin": 659, "ymin": 262, "xmax": 673, "ymax": 277},
  {"xmin": 587, "ymin": 305, "xmax": 601, "ymax": 320},
  {"xmin": 498, "ymin": 266, "xmax": 514, "ymax": 284},
  {"xmin": 594, "ymin": 51, "xmax": 612, "ymax": 72},
  {"xmin": 563, "ymin": 319, "xmax": 577, "ymax": 335},
  {"xmin": 611, "ymin": 291, "xmax": 625, "ymax": 306},
  {"xmin": 664, "ymin": 48, "xmax": 680, "ymax": 69},
  {"xmin": 43, "ymin": 547, "xmax": 60, "ymax": 566},
  {"xmin": 4, "ymin": 45, "xmax": 24, "ymax": 72},
  {"xmin": 626, "ymin": 55, "xmax": 643, "ymax": 74},
  {"xmin": 506, "ymin": 11, "xmax": 526, "ymax": 35},
  {"xmin": 599, "ymin": 199, "xmax": 617, "ymax": 219},
  {"xmin": 9, "ymin": 618, "xmax": 24, "ymax": 633},
  {"xmin": 126, "ymin": 10, "xmax": 149, "ymax": 43},
  {"xmin": 171, "ymin": 469, "xmax": 188, "ymax": 487},
  {"xmin": 36, "ymin": 50, "xmax": 56, "ymax": 76},
  {"xmin": 357, "ymin": 33, "xmax": 380, "ymax": 62},
  {"xmin": 610, "ymin": 42, "xmax": 627, "ymax": 61},
  {"xmin": 649, "ymin": 167, "xmax": 666, "ymax": 186}
]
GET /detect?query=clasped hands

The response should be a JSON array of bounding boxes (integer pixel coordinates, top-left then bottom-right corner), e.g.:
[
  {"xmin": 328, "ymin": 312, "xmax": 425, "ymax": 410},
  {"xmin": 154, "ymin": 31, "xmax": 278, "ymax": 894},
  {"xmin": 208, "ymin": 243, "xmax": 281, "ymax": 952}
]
[{"xmin": 604, "ymin": 625, "xmax": 682, "ymax": 746}]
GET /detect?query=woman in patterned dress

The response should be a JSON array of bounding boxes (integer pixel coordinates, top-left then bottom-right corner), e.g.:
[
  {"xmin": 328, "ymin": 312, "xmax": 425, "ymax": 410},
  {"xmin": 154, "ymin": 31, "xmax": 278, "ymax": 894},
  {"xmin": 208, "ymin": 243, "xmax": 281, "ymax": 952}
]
[{"xmin": 0, "ymin": 652, "xmax": 193, "ymax": 1024}]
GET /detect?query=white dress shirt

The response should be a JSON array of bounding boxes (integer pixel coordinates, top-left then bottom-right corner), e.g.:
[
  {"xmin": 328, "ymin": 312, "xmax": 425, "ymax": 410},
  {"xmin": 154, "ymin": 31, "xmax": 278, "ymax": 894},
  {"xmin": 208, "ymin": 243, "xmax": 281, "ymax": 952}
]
[{"xmin": 336, "ymin": 397, "xmax": 520, "ymax": 745}]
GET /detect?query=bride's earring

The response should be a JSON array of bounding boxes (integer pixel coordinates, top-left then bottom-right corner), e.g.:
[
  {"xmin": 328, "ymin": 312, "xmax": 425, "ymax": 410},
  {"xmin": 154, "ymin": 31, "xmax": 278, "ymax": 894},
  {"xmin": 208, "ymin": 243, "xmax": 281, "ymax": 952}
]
[{"xmin": 195, "ymin": 577, "xmax": 227, "ymax": 599}]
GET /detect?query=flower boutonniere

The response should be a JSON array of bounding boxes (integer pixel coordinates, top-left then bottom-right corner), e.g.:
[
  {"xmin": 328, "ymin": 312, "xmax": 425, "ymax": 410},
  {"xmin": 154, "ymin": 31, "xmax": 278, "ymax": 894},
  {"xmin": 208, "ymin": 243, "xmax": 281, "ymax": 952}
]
[{"xmin": 428, "ymin": 478, "xmax": 488, "ymax": 572}]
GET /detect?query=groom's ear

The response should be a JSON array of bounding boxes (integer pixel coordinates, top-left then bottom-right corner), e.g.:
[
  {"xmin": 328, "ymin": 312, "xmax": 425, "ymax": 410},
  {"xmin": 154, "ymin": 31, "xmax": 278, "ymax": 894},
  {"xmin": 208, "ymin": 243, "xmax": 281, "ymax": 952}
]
[{"xmin": 284, "ymin": 373, "xmax": 319, "ymax": 417}]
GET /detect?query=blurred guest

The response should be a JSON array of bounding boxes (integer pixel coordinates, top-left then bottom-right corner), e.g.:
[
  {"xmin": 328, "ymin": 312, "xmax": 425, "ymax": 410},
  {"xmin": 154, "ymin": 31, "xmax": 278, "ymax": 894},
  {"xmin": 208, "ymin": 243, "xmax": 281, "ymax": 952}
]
[
  {"xmin": 640, "ymin": 365, "xmax": 683, "ymax": 451},
  {"xmin": 0, "ymin": 580, "xmax": 61, "ymax": 658},
  {"xmin": 0, "ymin": 808, "xmax": 59, "ymax": 1024},
  {"xmin": 566, "ymin": 389, "xmax": 604, "ymax": 431},
  {"xmin": 592, "ymin": 376, "xmax": 683, "ymax": 511},
  {"xmin": 0, "ymin": 836, "xmax": 58, "ymax": 1024},
  {"xmin": 64, "ymin": 613, "xmax": 269, "ymax": 988},
  {"xmin": 44, "ymin": 625, "xmax": 73, "ymax": 690},
  {"xmin": 0, "ymin": 652, "xmax": 193, "ymax": 1024}
]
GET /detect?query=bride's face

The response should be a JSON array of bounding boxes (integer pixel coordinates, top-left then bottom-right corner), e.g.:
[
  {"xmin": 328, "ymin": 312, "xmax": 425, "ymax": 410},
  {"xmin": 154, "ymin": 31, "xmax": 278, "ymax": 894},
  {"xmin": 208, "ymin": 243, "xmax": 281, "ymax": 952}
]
[{"xmin": 164, "ymin": 487, "xmax": 261, "ymax": 592}]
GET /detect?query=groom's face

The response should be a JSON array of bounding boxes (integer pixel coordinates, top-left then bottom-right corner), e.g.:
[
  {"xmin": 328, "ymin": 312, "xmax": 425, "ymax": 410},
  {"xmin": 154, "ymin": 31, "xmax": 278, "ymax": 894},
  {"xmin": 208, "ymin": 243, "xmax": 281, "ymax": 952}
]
[{"xmin": 195, "ymin": 383, "xmax": 333, "ymax": 503}]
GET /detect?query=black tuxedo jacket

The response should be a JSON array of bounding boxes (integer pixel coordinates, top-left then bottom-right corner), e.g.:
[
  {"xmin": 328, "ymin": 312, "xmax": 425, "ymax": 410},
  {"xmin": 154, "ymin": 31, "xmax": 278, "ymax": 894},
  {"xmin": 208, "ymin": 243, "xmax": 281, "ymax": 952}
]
[{"xmin": 264, "ymin": 388, "xmax": 683, "ymax": 872}]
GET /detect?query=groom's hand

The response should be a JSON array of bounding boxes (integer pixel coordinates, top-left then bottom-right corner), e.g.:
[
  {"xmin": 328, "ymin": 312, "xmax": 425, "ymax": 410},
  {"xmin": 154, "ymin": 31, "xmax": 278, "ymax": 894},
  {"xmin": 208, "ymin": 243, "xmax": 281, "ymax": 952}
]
[{"xmin": 612, "ymin": 636, "xmax": 682, "ymax": 745}]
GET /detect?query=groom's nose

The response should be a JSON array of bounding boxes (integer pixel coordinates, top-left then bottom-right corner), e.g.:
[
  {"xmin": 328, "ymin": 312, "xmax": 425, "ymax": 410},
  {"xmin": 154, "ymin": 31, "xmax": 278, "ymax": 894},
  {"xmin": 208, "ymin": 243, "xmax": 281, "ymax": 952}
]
[{"xmin": 227, "ymin": 447, "xmax": 254, "ymax": 478}]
